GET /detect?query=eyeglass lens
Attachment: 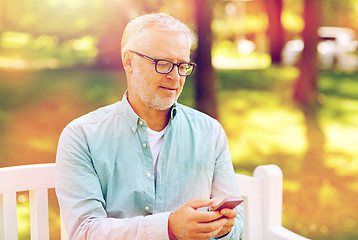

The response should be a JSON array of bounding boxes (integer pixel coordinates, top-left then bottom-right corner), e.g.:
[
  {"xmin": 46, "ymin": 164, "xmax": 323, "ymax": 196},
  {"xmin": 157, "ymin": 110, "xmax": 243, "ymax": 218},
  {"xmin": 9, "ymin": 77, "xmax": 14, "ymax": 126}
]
[{"xmin": 156, "ymin": 60, "xmax": 194, "ymax": 76}]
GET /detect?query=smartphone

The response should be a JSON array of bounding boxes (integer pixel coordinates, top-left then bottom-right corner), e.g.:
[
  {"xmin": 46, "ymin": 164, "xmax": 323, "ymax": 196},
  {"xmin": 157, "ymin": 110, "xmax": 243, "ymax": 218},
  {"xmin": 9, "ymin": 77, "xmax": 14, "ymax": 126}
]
[{"xmin": 209, "ymin": 198, "xmax": 244, "ymax": 212}]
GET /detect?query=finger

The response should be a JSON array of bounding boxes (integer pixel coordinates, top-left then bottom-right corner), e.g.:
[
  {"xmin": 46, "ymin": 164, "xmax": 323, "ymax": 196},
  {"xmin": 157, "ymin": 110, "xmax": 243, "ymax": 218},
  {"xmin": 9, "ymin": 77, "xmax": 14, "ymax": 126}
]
[
  {"xmin": 194, "ymin": 211, "xmax": 223, "ymax": 222},
  {"xmin": 210, "ymin": 198, "xmax": 221, "ymax": 206},
  {"xmin": 191, "ymin": 225, "xmax": 224, "ymax": 240},
  {"xmin": 217, "ymin": 218, "xmax": 235, "ymax": 235},
  {"xmin": 194, "ymin": 225, "xmax": 225, "ymax": 240},
  {"xmin": 208, "ymin": 198, "xmax": 221, "ymax": 211},
  {"xmin": 187, "ymin": 198, "xmax": 214, "ymax": 210},
  {"xmin": 220, "ymin": 208, "xmax": 237, "ymax": 218},
  {"xmin": 222, "ymin": 217, "xmax": 235, "ymax": 228},
  {"xmin": 196, "ymin": 218, "xmax": 228, "ymax": 233},
  {"xmin": 217, "ymin": 226, "xmax": 233, "ymax": 237}
]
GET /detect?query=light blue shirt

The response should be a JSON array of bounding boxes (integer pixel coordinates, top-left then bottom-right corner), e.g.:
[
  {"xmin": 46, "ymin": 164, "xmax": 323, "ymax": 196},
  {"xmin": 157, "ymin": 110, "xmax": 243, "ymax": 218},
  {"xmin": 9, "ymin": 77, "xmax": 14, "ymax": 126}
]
[{"xmin": 55, "ymin": 93, "xmax": 244, "ymax": 240}]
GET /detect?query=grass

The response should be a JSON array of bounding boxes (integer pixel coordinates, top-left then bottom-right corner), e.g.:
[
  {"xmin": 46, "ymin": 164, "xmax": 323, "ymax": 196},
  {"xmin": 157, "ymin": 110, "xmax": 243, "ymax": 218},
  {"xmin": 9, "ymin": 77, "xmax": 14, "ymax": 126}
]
[{"xmin": 0, "ymin": 66, "xmax": 357, "ymax": 239}]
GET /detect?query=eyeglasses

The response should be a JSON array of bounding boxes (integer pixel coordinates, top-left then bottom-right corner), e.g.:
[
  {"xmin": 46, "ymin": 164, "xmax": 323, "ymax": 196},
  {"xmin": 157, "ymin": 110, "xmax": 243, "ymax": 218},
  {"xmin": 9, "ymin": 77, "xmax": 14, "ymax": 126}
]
[{"xmin": 130, "ymin": 50, "xmax": 196, "ymax": 76}]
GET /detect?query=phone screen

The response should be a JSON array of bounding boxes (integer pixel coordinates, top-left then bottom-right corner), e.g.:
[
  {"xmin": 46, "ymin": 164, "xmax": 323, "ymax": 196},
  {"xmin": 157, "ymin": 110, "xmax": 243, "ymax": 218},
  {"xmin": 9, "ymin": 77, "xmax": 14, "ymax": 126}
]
[{"xmin": 210, "ymin": 198, "xmax": 244, "ymax": 211}]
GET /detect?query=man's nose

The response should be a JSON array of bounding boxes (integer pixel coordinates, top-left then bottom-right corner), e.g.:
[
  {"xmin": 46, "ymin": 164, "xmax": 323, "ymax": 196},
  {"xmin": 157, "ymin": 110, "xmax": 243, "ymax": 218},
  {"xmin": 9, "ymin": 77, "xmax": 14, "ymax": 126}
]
[{"xmin": 167, "ymin": 65, "xmax": 181, "ymax": 81}]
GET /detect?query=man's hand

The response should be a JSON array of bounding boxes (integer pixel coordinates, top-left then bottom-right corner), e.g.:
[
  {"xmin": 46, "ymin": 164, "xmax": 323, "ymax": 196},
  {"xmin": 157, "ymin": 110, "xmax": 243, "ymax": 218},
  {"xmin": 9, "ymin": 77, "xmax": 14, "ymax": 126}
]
[
  {"xmin": 214, "ymin": 208, "xmax": 237, "ymax": 238},
  {"xmin": 208, "ymin": 198, "xmax": 238, "ymax": 238},
  {"xmin": 168, "ymin": 199, "xmax": 228, "ymax": 240}
]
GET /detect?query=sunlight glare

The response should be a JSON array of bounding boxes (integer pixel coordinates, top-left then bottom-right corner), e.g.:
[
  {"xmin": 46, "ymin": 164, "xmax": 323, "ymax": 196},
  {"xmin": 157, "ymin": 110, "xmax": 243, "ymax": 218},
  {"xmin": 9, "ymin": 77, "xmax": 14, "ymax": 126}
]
[
  {"xmin": 283, "ymin": 180, "xmax": 301, "ymax": 192},
  {"xmin": 47, "ymin": 0, "xmax": 83, "ymax": 8},
  {"xmin": 318, "ymin": 179, "xmax": 339, "ymax": 207},
  {"xmin": 1, "ymin": 31, "xmax": 31, "ymax": 48},
  {"xmin": 70, "ymin": 36, "xmax": 96, "ymax": 51},
  {"xmin": 324, "ymin": 123, "xmax": 358, "ymax": 156},
  {"xmin": 243, "ymin": 108, "xmax": 306, "ymax": 155},
  {"xmin": 27, "ymin": 138, "xmax": 57, "ymax": 152},
  {"xmin": 281, "ymin": 10, "xmax": 304, "ymax": 33}
]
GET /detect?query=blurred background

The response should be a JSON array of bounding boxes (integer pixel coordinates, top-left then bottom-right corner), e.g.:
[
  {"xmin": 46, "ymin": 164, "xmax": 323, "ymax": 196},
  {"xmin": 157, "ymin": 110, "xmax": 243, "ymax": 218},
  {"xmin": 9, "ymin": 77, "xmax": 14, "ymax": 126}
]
[{"xmin": 0, "ymin": 0, "xmax": 358, "ymax": 239}]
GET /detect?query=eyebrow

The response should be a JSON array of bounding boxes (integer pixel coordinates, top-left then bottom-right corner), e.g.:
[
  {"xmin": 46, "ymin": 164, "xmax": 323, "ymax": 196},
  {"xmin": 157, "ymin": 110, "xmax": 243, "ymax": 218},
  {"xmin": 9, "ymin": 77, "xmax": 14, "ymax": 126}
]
[
  {"xmin": 131, "ymin": 50, "xmax": 192, "ymax": 64},
  {"xmin": 161, "ymin": 57, "xmax": 191, "ymax": 63},
  {"xmin": 152, "ymin": 54, "xmax": 190, "ymax": 63}
]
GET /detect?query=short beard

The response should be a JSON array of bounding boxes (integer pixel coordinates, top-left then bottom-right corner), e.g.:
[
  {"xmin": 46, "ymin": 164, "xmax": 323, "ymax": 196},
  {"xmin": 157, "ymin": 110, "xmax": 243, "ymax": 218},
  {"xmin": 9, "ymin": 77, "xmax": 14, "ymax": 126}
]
[
  {"xmin": 149, "ymin": 91, "xmax": 180, "ymax": 111},
  {"xmin": 131, "ymin": 73, "xmax": 181, "ymax": 111}
]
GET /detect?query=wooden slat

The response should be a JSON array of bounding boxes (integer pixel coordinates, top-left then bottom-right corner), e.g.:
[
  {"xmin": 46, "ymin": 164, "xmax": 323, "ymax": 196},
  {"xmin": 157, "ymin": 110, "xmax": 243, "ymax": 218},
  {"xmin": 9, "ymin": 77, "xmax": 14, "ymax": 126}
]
[
  {"xmin": 236, "ymin": 174, "xmax": 261, "ymax": 198},
  {"xmin": 30, "ymin": 189, "xmax": 50, "ymax": 240},
  {"xmin": 269, "ymin": 226, "xmax": 310, "ymax": 240},
  {"xmin": 0, "ymin": 164, "xmax": 55, "ymax": 193},
  {"xmin": 0, "ymin": 192, "xmax": 18, "ymax": 240},
  {"xmin": 236, "ymin": 173, "xmax": 264, "ymax": 240},
  {"xmin": 60, "ymin": 212, "xmax": 68, "ymax": 240},
  {"xmin": 254, "ymin": 164, "xmax": 283, "ymax": 230}
]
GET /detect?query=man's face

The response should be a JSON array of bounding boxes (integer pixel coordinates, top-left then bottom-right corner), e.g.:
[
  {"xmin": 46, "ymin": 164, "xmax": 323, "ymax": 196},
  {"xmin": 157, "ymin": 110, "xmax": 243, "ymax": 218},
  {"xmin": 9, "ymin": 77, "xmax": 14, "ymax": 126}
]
[{"xmin": 127, "ymin": 30, "xmax": 191, "ymax": 111}]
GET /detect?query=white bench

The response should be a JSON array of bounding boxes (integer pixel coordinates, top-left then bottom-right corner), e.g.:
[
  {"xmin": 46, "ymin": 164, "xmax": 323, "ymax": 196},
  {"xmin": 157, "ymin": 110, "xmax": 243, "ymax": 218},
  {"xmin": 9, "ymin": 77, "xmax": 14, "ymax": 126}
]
[
  {"xmin": 0, "ymin": 163, "xmax": 309, "ymax": 240},
  {"xmin": 237, "ymin": 165, "xmax": 309, "ymax": 240}
]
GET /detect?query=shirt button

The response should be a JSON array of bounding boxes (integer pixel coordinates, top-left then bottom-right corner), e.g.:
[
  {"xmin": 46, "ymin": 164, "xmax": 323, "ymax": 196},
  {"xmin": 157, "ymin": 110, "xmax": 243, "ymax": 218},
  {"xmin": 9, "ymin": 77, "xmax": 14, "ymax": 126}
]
[
  {"xmin": 146, "ymin": 172, "xmax": 151, "ymax": 178},
  {"xmin": 143, "ymin": 143, "xmax": 147, "ymax": 148},
  {"xmin": 145, "ymin": 206, "xmax": 150, "ymax": 211},
  {"xmin": 139, "ymin": 120, "xmax": 143, "ymax": 125}
]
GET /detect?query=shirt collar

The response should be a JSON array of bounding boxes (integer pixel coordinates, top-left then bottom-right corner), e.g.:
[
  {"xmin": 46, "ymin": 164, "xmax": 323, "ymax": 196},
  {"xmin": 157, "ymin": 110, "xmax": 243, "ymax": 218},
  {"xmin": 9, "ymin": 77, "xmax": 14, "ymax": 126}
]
[
  {"xmin": 120, "ymin": 90, "xmax": 179, "ymax": 132},
  {"xmin": 170, "ymin": 102, "xmax": 178, "ymax": 119},
  {"xmin": 120, "ymin": 91, "xmax": 141, "ymax": 133}
]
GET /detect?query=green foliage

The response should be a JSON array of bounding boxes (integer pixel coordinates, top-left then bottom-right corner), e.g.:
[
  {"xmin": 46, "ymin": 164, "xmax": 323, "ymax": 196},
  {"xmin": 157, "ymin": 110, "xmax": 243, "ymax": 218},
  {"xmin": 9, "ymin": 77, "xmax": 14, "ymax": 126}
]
[
  {"xmin": 1, "ymin": 0, "xmax": 109, "ymax": 38},
  {"xmin": 322, "ymin": 0, "xmax": 358, "ymax": 29}
]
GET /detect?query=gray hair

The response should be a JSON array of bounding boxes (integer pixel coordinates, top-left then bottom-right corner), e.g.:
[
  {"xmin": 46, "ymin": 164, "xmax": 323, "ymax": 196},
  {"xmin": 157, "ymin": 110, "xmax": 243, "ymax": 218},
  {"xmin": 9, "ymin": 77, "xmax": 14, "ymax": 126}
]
[{"xmin": 121, "ymin": 13, "xmax": 194, "ymax": 60}]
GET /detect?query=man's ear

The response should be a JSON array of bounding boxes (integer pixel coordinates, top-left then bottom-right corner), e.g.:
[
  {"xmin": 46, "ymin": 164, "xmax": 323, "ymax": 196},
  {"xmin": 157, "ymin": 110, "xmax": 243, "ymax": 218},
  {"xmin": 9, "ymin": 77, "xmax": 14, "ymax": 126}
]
[{"xmin": 122, "ymin": 51, "xmax": 133, "ymax": 73}]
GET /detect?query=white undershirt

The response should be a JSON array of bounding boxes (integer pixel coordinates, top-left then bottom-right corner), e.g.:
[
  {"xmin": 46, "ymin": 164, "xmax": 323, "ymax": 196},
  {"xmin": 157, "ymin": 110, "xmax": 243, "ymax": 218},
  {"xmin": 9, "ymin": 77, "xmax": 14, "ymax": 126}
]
[{"xmin": 147, "ymin": 126, "xmax": 167, "ymax": 184}]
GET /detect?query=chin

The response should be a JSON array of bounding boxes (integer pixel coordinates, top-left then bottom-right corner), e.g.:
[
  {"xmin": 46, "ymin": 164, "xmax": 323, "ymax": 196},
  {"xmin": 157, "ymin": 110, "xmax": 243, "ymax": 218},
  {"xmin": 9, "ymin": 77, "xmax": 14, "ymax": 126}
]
[{"xmin": 150, "ymin": 97, "xmax": 176, "ymax": 111}]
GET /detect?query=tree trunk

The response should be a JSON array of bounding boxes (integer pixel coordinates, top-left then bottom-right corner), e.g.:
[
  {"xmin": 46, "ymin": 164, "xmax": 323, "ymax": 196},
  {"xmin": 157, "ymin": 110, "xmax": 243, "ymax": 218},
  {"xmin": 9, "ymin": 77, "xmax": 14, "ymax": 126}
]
[
  {"xmin": 293, "ymin": 0, "xmax": 321, "ymax": 105},
  {"xmin": 95, "ymin": 1, "xmax": 131, "ymax": 70},
  {"xmin": 265, "ymin": 0, "xmax": 284, "ymax": 64},
  {"xmin": 194, "ymin": 0, "xmax": 218, "ymax": 119},
  {"xmin": 95, "ymin": 19, "xmax": 126, "ymax": 70}
]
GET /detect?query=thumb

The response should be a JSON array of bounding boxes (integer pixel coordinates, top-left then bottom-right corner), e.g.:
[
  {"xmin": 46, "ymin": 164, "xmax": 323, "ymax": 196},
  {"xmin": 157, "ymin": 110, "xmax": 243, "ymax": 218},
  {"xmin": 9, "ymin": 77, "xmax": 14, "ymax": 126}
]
[{"xmin": 187, "ymin": 198, "xmax": 214, "ymax": 210}]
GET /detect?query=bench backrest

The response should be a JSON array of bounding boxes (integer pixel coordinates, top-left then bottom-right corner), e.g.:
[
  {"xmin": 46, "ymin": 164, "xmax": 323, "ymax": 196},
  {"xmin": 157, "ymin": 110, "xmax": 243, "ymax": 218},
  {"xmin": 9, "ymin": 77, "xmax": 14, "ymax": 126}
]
[
  {"xmin": 0, "ymin": 163, "xmax": 309, "ymax": 240},
  {"xmin": 0, "ymin": 163, "xmax": 66, "ymax": 240}
]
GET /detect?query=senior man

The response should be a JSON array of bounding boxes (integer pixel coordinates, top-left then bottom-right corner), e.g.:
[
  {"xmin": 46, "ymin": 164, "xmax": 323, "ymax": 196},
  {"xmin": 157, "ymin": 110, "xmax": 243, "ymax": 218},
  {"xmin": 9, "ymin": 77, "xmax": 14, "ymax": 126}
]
[{"xmin": 55, "ymin": 12, "xmax": 244, "ymax": 240}]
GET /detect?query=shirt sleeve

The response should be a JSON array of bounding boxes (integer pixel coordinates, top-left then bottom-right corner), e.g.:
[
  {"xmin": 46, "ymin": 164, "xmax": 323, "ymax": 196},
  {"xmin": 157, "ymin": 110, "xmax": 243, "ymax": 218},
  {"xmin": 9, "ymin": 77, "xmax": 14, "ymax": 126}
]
[
  {"xmin": 55, "ymin": 122, "xmax": 171, "ymax": 240},
  {"xmin": 210, "ymin": 123, "xmax": 245, "ymax": 240}
]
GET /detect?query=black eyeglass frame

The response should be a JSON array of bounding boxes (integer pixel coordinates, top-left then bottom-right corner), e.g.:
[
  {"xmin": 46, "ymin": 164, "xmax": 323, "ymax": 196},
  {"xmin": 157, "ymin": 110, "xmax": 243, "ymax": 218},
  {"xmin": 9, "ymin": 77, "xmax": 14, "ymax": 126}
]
[{"xmin": 129, "ymin": 50, "xmax": 196, "ymax": 76}]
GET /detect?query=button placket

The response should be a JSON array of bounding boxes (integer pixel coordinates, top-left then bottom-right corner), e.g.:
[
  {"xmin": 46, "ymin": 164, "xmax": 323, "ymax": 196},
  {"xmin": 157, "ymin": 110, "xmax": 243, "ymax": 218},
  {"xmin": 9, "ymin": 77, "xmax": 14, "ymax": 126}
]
[{"xmin": 133, "ymin": 118, "xmax": 154, "ymax": 212}]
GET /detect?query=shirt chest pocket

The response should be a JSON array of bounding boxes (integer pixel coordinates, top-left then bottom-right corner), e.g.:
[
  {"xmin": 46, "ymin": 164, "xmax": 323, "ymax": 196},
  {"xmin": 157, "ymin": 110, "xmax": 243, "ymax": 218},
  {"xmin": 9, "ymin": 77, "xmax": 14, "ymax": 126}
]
[{"xmin": 178, "ymin": 161, "xmax": 214, "ymax": 203}]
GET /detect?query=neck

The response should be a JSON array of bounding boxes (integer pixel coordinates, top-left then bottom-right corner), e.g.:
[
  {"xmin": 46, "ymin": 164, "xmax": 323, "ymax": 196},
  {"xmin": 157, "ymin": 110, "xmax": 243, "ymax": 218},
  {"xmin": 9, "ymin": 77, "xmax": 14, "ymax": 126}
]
[
  {"xmin": 127, "ymin": 95, "xmax": 171, "ymax": 132},
  {"xmin": 141, "ymin": 108, "xmax": 170, "ymax": 131}
]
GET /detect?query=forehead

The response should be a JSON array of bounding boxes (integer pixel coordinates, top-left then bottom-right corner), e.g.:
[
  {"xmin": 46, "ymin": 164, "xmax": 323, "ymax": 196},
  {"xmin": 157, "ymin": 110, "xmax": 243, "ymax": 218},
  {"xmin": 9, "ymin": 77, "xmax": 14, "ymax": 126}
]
[{"xmin": 139, "ymin": 30, "xmax": 191, "ymax": 61}]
